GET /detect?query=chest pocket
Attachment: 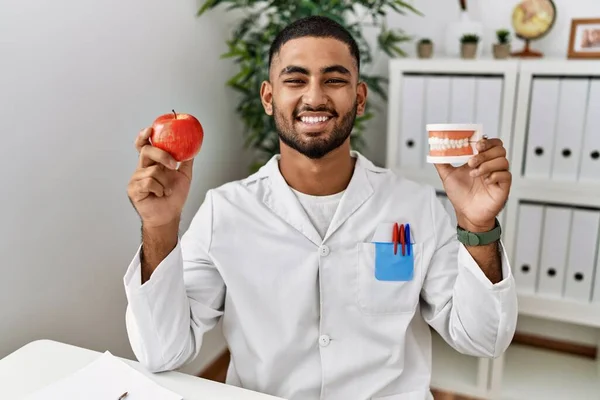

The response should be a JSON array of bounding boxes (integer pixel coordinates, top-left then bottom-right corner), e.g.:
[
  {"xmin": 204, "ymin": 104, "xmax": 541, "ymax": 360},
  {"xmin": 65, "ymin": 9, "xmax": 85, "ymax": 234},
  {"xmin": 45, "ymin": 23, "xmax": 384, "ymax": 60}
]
[{"xmin": 355, "ymin": 242, "xmax": 423, "ymax": 315}]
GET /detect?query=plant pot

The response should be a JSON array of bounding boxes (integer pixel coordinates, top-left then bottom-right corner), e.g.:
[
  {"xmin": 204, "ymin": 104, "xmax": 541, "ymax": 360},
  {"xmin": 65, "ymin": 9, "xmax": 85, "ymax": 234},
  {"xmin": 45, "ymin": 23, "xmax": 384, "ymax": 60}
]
[
  {"xmin": 417, "ymin": 43, "xmax": 433, "ymax": 59},
  {"xmin": 445, "ymin": 11, "xmax": 484, "ymax": 57},
  {"xmin": 493, "ymin": 43, "xmax": 511, "ymax": 59},
  {"xmin": 461, "ymin": 43, "xmax": 478, "ymax": 59}
]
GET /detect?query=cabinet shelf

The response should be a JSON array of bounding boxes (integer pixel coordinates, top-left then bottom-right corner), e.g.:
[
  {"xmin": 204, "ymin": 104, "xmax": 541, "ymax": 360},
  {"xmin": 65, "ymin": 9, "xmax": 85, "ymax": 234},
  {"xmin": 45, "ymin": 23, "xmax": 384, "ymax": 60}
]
[
  {"xmin": 498, "ymin": 344, "xmax": 599, "ymax": 400},
  {"xmin": 513, "ymin": 177, "xmax": 600, "ymax": 208},
  {"xmin": 517, "ymin": 293, "xmax": 600, "ymax": 329}
]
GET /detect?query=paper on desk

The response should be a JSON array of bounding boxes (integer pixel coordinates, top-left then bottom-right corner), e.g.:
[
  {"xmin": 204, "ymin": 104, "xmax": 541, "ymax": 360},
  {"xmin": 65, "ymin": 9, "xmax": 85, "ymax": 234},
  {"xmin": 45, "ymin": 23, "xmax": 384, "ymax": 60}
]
[{"xmin": 24, "ymin": 351, "xmax": 182, "ymax": 400}]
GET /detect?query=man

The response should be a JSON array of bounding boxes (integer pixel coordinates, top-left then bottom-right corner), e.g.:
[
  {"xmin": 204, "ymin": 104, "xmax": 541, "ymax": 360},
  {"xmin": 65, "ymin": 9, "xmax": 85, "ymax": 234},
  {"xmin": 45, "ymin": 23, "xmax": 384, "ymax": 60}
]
[{"xmin": 125, "ymin": 16, "xmax": 517, "ymax": 400}]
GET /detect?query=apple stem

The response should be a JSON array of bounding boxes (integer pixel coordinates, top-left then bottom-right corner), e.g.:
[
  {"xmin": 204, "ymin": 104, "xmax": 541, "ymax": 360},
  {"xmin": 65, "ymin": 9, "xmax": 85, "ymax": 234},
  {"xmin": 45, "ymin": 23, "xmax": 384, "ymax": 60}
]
[{"xmin": 172, "ymin": 109, "xmax": 177, "ymax": 119}]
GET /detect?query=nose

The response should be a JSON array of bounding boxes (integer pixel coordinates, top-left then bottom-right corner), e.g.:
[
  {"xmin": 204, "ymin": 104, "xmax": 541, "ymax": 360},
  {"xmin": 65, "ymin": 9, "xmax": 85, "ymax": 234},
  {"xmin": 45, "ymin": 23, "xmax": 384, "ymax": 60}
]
[{"xmin": 302, "ymin": 80, "xmax": 327, "ymax": 108}]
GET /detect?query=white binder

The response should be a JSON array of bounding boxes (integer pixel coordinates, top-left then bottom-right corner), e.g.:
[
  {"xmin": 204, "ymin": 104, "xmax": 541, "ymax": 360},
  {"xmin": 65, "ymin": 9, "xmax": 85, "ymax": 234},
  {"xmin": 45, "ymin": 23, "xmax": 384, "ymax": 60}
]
[
  {"xmin": 551, "ymin": 78, "xmax": 590, "ymax": 181},
  {"xmin": 474, "ymin": 77, "xmax": 503, "ymax": 138},
  {"xmin": 399, "ymin": 75, "xmax": 425, "ymax": 169},
  {"xmin": 564, "ymin": 209, "xmax": 600, "ymax": 302},
  {"xmin": 593, "ymin": 245, "xmax": 600, "ymax": 303},
  {"xmin": 449, "ymin": 76, "xmax": 476, "ymax": 124},
  {"xmin": 578, "ymin": 79, "xmax": 600, "ymax": 182},
  {"xmin": 537, "ymin": 206, "xmax": 572, "ymax": 297},
  {"xmin": 513, "ymin": 204, "xmax": 544, "ymax": 294},
  {"xmin": 424, "ymin": 76, "xmax": 451, "ymax": 159},
  {"xmin": 524, "ymin": 78, "xmax": 560, "ymax": 179}
]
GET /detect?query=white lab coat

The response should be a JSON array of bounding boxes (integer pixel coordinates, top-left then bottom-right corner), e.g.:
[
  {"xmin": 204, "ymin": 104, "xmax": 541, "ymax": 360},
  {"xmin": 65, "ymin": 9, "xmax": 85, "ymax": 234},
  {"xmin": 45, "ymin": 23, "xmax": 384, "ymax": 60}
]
[{"xmin": 123, "ymin": 152, "xmax": 518, "ymax": 400}]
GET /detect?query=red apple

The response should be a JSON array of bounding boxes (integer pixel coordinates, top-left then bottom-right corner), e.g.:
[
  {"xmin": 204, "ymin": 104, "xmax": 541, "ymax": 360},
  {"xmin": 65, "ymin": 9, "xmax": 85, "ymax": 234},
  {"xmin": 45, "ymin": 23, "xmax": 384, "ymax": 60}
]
[{"xmin": 150, "ymin": 110, "xmax": 204, "ymax": 162}]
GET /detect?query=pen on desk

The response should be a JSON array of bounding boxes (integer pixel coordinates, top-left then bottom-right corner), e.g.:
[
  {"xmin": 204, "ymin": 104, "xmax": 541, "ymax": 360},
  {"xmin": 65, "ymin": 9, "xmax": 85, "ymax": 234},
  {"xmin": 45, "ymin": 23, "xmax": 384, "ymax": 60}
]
[{"xmin": 118, "ymin": 392, "xmax": 128, "ymax": 400}]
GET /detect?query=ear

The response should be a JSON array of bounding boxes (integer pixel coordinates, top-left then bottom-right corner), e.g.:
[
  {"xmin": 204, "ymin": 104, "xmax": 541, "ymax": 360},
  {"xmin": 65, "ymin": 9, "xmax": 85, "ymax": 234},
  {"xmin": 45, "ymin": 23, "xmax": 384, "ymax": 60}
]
[
  {"xmin": 260, "ymin": 81, "xmax": 273, "ymax": 115},
  {"xmin": 356, "ymin": 81, "xmax": 368, "ymax": 116}
]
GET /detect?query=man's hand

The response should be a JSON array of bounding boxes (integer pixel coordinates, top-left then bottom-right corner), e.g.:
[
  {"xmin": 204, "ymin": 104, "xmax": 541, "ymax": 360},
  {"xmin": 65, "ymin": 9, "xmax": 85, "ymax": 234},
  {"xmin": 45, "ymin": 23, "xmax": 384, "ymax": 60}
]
[
  {"xmin": 434, "ymin": 137, "xmax": 511, "ymax": 233},
  {"xmin": 127, "ymin": 127, "xmax": 194, "ymax": 229},
  {"xmin": 434, "ymin": 137, "xmax": 511, "ymax": 284},
  {"xmin": 127, "ymin": 127, "xmax": 196, "ymax": 283}
]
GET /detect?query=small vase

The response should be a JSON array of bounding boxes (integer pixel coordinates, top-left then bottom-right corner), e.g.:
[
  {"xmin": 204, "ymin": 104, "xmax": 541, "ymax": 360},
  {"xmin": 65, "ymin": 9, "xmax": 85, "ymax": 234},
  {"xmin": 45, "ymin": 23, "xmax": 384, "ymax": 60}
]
[
  {"xmin": 417, "ymin": 43, "xmax": 433, "ymax": 59},
  {"xmin": 493, "ymin": 43, "xmax": 511, "ymax": 59},
  {"xmin": 461, "ymin": 43, "xmax": 478, "ymax": 59},
  {"xmin": 445, "ymin": 11, "xmax": 483, "ymax": 57}
]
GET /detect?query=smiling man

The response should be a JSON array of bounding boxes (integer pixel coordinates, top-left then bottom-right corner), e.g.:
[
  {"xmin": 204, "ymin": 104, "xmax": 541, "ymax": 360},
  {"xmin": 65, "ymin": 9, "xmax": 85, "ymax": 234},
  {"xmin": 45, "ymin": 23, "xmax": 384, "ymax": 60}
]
[{"xmin": 124, "ymin": 16, "xmax": 518, "ymax": 400}]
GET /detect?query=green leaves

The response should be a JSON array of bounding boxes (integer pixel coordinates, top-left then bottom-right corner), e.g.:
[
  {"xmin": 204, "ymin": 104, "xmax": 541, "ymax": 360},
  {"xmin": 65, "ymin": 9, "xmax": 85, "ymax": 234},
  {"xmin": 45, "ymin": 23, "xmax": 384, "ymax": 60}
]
[
  {"xmin": 377, "ymin": 26, "xmax": 412, "ymax": 58},
  {"xmin": 360, "ymin": 74, "xmax": 388, "ymax": 102},
  {"xmin": 391, "ymin": 0, "xmax": 423, "ymax": 16},
  {"xmin": 460, "ymin": 33, "xmax": 480, "ymax": 44},
  {"xmin": 197, "ymin": 0, "xmax": 421, "ymax": 172},
  {"xmin": 197, "ymin": 0, "xmax": 223, "ymax": 16}
]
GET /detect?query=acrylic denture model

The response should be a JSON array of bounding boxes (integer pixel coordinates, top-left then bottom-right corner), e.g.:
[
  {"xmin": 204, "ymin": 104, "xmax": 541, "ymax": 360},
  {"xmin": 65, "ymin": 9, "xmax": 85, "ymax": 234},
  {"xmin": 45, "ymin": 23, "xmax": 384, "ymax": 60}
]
[{"xmin": 426, "ymin": 124, "xmax": 483, "ymax": 164}]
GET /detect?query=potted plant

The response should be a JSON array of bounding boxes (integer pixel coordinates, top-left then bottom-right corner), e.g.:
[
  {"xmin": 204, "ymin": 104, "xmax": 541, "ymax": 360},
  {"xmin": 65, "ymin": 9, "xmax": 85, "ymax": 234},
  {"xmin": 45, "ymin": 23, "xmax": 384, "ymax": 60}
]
[
  {"xmin": 460, "ymin": 33, "xmax": 480, "ymax": 59},
  {"xmin": 494, "ymin": 29, "xmax": 511, "ymax": 59},
  {"xmin": 445, "ymin": 0, "xmax": 483, "ymax": 57},
  {"xmin": 417, "ymin": 38, "xmax": 433, "ymax": 58}
]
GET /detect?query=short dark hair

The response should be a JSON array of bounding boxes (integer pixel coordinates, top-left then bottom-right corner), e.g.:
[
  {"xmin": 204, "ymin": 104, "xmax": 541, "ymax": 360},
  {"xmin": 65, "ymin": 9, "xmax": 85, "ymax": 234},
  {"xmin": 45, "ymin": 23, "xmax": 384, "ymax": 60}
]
[{"xmin": 268, "ymin": 16, "xmax": 361, "ymax": 74}]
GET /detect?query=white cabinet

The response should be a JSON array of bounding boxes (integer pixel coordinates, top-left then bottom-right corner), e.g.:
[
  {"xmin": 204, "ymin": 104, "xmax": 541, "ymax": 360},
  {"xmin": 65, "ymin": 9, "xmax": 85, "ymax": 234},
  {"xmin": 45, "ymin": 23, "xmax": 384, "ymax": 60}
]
[{"xmin": 387, "ymin": 58, "xmax": 600, "ymax": 400}]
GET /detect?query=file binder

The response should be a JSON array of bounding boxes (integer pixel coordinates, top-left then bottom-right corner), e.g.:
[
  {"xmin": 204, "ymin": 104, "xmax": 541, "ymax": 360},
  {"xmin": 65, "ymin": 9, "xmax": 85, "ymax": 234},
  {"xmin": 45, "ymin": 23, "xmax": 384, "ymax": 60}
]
[
  {"xmin": 551, "ymin": 78, "xmax": 589, "ymax": 181},
  {"xmin": 564, "ymin": 209, "xmax": 600, "ymax": 302},
  {"xmin": 399, "ymin": 75, "xmax": 426, "ymax": 169},
  {"xmin": 449, "ymin": 76, "xmax": 476, "ymax": 124},
  {"xmin": 578, "ymin": 79, "xmax": 600, "ymax": 183},
  {"xmin": 513, "ymin": 204, "xmax": 544, "ymax": 294},
  {"xmin": 524, "ymin": 78, "xmax": 560, "ymax": 179},
  {"xmin": 537, "ymin": 206, "xmax": 572, "ymax": 297},
  {"xmin": 474, "ymin": 77, "xmax": 503, "ymax": 139}
]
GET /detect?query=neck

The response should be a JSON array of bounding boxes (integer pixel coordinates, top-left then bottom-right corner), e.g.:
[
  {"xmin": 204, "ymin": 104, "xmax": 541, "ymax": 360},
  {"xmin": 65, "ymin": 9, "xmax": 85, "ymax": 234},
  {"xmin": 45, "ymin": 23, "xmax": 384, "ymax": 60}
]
[{"xmin": 278, "ymin": 141, "xmax": 355, "ymax": 196}]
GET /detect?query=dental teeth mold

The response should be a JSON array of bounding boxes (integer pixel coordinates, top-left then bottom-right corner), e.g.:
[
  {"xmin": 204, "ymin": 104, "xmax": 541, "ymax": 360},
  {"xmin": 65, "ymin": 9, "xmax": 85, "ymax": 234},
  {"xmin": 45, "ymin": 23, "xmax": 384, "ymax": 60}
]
[{"xmin": 426, "ymin": 123, "xmax": 483, "ymax": 164}]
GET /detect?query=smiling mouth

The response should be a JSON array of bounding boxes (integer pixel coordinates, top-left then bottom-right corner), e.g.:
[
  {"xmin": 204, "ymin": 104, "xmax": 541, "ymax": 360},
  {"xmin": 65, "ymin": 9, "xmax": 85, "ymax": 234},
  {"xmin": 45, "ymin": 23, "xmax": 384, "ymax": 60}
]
[{"xmin": 297, "ymin": 115, "xmax": 333, "ymax": 125}]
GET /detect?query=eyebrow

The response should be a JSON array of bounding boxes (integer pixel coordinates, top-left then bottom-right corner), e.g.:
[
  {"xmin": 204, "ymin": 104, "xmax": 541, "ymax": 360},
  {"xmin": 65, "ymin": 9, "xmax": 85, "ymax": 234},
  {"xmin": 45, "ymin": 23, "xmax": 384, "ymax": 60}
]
[{"xmin": 279, "ymin": 64, "xmax": 351, "ymax": 77}]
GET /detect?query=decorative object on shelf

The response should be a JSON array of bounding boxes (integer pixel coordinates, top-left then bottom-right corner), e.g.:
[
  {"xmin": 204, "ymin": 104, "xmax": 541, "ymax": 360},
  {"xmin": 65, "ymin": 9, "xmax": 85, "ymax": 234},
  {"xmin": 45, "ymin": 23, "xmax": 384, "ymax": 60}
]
[
  {"xmin": 460, "ymin": 34, "xmax": 480, "ymax": 59},
  {"xmin": 196, "ymin": 0, "xmax": 421, "ymax": 172},
  {"xmin": 567, "ymin": 18, "xmax": 600, "ymax": 59},
  {"xmin": 417, "ymin": 38, "xmax": 433, "ymax": 59},
  {"xmin": 511, "ymin": 0, "xmax": 556, "ymax": 58},
  {"xmin": 494, "ymin": 29, "xmax": 512, "ymax": 59},
  {"xmin": 444, "ymin": 0, "xmax": 483, "ymax": 58}
]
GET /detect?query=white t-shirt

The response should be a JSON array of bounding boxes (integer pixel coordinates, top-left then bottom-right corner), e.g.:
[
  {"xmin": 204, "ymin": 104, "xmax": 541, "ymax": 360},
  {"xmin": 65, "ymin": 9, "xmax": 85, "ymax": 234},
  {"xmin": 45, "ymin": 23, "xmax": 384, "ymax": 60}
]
[{"xmin": 291, "ymin": 188, "xmax": 345, "ymax": 239}]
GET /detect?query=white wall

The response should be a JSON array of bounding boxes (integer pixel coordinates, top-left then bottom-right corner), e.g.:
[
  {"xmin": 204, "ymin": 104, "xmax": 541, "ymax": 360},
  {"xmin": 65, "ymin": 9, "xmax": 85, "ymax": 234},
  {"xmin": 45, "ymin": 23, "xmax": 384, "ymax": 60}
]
[
  {"xmin": 360, "ymin": 0, "xmax": 600, "ymax": 166},
  {"xmin": 0, "ymin": 0, "xmax": 247, "ymax": 375}
]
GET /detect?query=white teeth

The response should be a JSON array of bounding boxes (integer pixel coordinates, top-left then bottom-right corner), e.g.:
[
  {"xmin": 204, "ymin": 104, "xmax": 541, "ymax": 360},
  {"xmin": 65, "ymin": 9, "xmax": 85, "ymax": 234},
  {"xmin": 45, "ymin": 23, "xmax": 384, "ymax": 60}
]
[
  {"xmin": 428, "ymin": 137, "xmax": 470, "ymax": 151},
  {"xmin": 301, "ymin": 116, "xmax": 329, "ymax": 124}
]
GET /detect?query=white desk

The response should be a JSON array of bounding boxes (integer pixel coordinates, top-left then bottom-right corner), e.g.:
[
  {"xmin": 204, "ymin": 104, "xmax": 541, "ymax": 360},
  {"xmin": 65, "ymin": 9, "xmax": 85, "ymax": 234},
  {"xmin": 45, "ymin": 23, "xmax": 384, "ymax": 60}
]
[{"xmin": 0, "ymin": 340, "xmax": 285, "ymax": 399}]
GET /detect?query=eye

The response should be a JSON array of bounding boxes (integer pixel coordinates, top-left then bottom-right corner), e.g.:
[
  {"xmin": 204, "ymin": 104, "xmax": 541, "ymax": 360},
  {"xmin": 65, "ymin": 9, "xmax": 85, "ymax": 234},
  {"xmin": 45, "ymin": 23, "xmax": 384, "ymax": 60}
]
[
  {"xmin": 284, "ymin": 79, "xmax": 305, "ymax": 85},
  {"xmin": 326, "ymin": 78, "xmax": 347, "ymax": 84}
]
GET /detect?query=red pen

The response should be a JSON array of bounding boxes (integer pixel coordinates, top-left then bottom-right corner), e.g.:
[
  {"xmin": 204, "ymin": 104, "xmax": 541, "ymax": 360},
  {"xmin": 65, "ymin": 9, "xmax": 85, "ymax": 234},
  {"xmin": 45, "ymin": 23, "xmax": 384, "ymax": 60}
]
[
  {"xmin": 399, "ymin": 224, "xmax": 406, "ymax": 256},
  {"xmin": 393, "ymin": 223, "xmax": 399, "ymax": 255}
]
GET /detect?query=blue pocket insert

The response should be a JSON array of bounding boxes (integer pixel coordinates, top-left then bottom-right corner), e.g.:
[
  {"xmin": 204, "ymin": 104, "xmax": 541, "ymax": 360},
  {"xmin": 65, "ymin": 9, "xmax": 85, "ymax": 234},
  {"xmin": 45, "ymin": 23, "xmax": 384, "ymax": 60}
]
[{"xmin": 374, "ymin": 242, "xmax": 414, "ymax": 281}]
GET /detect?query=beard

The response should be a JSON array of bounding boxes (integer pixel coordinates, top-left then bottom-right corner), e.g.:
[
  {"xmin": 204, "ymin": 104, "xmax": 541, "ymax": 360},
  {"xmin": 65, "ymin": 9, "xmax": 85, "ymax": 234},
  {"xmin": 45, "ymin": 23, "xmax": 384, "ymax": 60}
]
[{"xmin": 273, "ymin": 100, "xmax": 357, "ymax": 159}]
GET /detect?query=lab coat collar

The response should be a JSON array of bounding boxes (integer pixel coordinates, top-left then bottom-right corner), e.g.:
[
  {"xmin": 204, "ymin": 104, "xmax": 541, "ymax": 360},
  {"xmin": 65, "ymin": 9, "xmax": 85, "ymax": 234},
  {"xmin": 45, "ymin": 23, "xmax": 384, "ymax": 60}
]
[{"xmin": 253, "ymin": 151, "xmax": 378, "ymax": 245}]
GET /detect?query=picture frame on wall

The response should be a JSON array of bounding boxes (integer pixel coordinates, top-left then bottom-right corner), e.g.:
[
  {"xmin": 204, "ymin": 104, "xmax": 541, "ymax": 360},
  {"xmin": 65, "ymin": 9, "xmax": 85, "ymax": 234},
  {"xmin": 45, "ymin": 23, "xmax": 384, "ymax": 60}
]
[{"xmin": 568, "ymin": 18, "xmax": 600, "ymax": 59}]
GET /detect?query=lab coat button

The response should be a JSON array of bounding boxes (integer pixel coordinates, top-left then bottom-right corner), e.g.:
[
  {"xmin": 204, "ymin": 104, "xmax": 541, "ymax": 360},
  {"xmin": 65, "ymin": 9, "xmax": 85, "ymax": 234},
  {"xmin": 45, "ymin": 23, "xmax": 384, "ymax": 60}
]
[
  {"xmin": 319, "ymin": 335, "xmax": 330, "ymax": 347},
  {"xmin": 319, "ymin": 245, "xmax": 330, "ymax": 257}
]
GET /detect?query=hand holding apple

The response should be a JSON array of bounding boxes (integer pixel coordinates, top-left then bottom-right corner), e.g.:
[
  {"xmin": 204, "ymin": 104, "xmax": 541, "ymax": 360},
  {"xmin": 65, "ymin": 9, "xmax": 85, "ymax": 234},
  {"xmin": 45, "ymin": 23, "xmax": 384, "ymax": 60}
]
[{"xmin": 127, "ymin": 111, "xmax": 203, "ymax": 229}]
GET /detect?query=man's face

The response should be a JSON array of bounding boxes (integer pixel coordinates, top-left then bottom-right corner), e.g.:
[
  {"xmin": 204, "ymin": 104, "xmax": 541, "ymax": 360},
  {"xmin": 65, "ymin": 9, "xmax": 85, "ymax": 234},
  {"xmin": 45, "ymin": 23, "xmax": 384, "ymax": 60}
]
[{"xmin": 260, "ymin": 37, "xmax": 367, "ymax": 159}]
